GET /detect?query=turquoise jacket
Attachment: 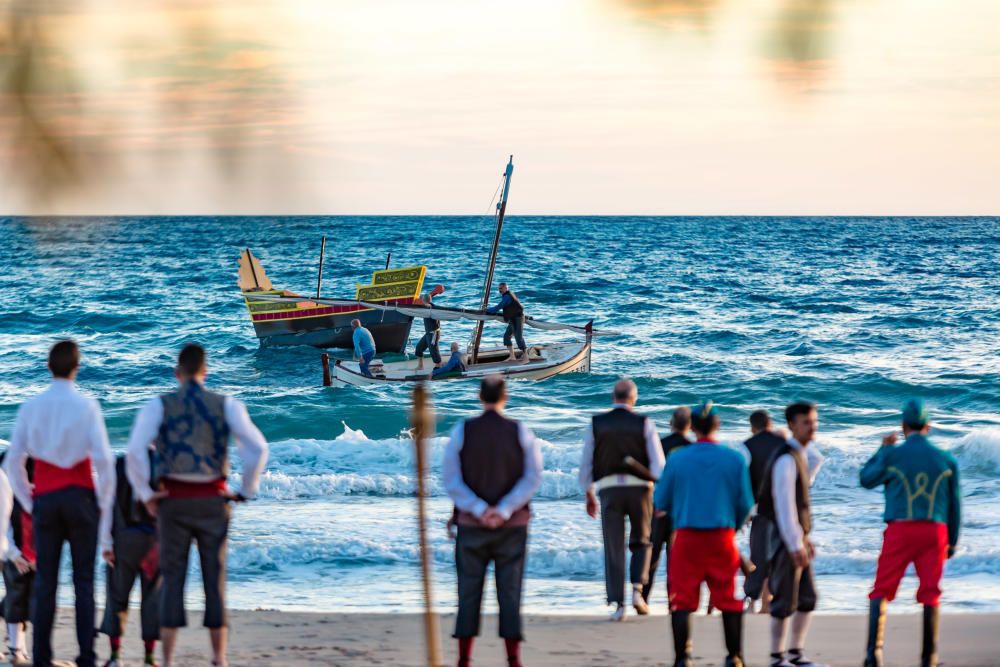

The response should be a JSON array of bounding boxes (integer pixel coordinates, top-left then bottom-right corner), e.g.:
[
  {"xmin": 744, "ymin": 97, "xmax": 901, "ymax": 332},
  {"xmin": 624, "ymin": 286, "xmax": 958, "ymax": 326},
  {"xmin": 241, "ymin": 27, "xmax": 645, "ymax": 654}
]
[
  {"xmin": 860, "ymin": 433, "xmax": 961, "ymax": 547},
  {"xmin": 654, "ymin": 440, "xmax": 754, "ymax": 531}
]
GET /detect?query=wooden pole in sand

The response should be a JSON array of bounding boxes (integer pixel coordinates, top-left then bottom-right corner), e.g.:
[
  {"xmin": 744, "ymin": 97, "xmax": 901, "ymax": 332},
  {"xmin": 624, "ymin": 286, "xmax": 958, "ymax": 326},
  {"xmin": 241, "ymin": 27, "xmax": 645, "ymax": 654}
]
[{"xmin": 411, "ymin": 382, "xmax": 443, "ymax": 666}]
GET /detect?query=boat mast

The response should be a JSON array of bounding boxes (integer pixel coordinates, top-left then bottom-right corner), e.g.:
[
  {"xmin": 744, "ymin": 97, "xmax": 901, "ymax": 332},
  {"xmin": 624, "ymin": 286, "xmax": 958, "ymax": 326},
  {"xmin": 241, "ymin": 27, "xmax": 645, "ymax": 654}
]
[
  {"xmin": 471, "ymin": 155, "xmax": 514, "ymax": 364},
  {"xmin": 315, "ymin": 236, "xmax": 327, "ymax": 299}
]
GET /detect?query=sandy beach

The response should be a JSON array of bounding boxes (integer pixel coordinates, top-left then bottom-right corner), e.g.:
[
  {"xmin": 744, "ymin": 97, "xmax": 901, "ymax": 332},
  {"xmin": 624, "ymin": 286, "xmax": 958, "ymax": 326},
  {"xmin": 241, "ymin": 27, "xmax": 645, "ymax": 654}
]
[{"xmin": 33, "ymin": 609, "xmax": 998, "ymax": 666}]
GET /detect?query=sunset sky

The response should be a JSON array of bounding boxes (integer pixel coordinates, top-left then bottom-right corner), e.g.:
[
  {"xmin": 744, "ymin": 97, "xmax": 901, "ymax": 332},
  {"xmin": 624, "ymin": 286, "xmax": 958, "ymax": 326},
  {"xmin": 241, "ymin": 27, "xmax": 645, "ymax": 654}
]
[{"xmin": 2, "ymin": 0, "xmax": 999, "ymax": 214}]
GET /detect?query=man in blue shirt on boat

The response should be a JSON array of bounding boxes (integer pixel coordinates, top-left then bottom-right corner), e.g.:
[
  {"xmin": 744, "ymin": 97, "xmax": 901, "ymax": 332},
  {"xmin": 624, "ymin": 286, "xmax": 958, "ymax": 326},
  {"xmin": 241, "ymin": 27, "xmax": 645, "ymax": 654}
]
[
  {"xmin": 859, "ymin": 399, "xmax": 961, "ymax": 667},
  {"xmin": 351, "ymin": 319, "xmax": 377, "ymax": 377},
  {"xmin": 485, "ymin": 282, "xmax": 529, "ymax": 363},
  {"xmin": 654, "ymin": 400, "xmax": 754, "ymax": 667},
  {"xmin": 432, "ymin": 342, "xmax": 466, "ymax": 379}
]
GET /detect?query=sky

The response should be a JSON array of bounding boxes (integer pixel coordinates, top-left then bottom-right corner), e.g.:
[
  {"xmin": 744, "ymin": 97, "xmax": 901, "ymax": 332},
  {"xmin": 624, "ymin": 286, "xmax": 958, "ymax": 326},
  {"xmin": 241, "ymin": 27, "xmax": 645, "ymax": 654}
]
[{"xmin": 1, "ymin": 0, "xmax": 999, "ymax": 215}]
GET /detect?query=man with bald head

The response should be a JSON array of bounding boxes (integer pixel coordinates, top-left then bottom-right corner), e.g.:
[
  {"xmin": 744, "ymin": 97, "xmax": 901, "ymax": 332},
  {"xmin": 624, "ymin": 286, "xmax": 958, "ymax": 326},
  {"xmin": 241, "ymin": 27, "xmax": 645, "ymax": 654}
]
[
  {"xmin": 351, "ymin": 318, "xmax": 377, "ymax": 377},
  {"xmin": 579, "ymin": 379, "xmax": 665, "ymax": 621}
]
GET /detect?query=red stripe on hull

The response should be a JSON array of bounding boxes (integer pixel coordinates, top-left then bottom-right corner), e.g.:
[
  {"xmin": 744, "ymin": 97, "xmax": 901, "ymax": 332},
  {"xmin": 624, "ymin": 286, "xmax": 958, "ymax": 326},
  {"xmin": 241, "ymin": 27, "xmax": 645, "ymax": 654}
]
[{"xmin": 250, "ymin": 298, "xmax": 417, "ymax": 322}]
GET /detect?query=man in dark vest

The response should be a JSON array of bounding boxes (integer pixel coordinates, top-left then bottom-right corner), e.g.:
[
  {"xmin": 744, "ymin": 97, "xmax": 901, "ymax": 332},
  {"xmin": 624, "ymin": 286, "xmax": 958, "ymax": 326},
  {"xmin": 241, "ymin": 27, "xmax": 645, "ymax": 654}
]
[
  {"xmin": 641, "ymin": 406, "xmax": 692, "ymax": 604},
  {"xmin": 4, "ymin": 339, "xmax": 117, "ymax": 667},
  {"xmin": 100, "ymin": 453, "xmax": 161, "ymax": 667},
  {"xmin": 485, "ymin": 282, "xmax": 528, "ymax": 363},
  {"xmin": 859, "ymin": 399, "xmax": 961, "ymax": 667},
  {"xmin": 579, "ymin": 379, "xmax": 665, "ymax": 621},
  {"xmin": 126, "ymin": 344, "xmax": 269, "ymax": 667},
  {"xmin": 756, "ymin": 401, "xmax": 827, "ymax": 667},
  {"xmin": 415, "ymin": 291, "xmax": 442, "ymax": 372},
  {"xmin": 442, "ymin": 375, "xmax": 542, "ymax": 667},
  {"xmin": 742, "ymin": 409, "xmax": 788, "ymax": 612}
]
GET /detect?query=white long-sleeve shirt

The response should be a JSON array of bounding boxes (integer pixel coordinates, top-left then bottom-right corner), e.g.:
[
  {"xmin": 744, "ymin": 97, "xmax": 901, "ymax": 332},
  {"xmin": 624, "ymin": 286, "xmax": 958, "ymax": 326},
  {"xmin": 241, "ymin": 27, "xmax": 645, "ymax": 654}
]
[
  {"xmin": 0, "ymin": 469, "xmax": 11, "ymax": 558},
  {"xmin": 578, "ymin": 405, "xmax": 665, "ymax": 491},
  {"xmin": 3, "ymin": 379, "xmax": 116, "ymax": 552},
  {"xmin": 442, "ymin": 417, "xmax": 543, "ymax": 521},
  {"xmin": 125, "ymin": 388, "xmax": 268, "ymax": 503},
  {"xmin": 771, "ymin": 438, "xmax": 824, "ymax": 553}
]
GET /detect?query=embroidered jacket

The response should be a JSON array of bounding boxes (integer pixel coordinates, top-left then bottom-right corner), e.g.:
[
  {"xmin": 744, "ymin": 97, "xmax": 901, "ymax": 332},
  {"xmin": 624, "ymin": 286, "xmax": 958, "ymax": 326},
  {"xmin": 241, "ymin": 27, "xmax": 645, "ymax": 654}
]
[{"xmin": 860, "ymin": 433, "xmax": 961, "ymax": 547}]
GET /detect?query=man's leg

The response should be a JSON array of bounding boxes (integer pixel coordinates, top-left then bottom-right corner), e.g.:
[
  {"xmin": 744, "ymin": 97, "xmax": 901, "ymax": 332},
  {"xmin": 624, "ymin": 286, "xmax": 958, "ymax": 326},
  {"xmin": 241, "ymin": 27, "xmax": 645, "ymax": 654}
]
[
  {"xmin": 415, "ymin": 334, "xmax": 427, "ymax": 369},
  {"xmin": 512, "ymin": 318, "xmax": 528, "ymax": 361},
  {"xmin": 668, "ymin": 530, "xmax": 705, "ymax": 665},
  {"xmin": 193, "ymin": 498, "xmax": 231, "ymax": 665},
  {"xmin": 744, "ymin": 516, "xmax": 770, "ymax": 603},
  {"xmin": 503, "ymin": 323, "xmax": 516, "ymax": 361},
  {"xmin": 66, "ymin": 488, "xmax": 100, "ymax": 667},
  {"xmin": 599, "ymin": 489, "xmax": 627, "ymax": 608},
  {"xmin": 913, "ymin": 524, "xmax": 948, "ymax": 667},
  {"xmin": 866, "ymin": 523, "xmax": 911, "ymax": 667},
  {"xmin": 360, "ymin": 350, "xmax": 375, "ymax": 376},
  {"xmin": 625, "ymin": 487, "xmax": 653, "ymax": 612},
  {"xmin": 454, "ymin": 526, "xmax": 490, "ymax": 666},
  {"xmin": 158, "ymin": 499, "xmax": 195, "ymax": 667},
  {"xmin": 767, "ymin": 543, "xmax": 798, "ymax": 664},
  {"xmin": 786, "ymin": 564, "xmax": 820, "ymax": 666},
  {"xmin": 642, "ymin": 513, "xmax": 669, "ymax": 602},
  {"xmin": 32, "ymin": 493, "xmax": 65, "ymax": 667},
  {"xmin": 493, "ymin": 526, "xmax": 528, "ymax": 667}
]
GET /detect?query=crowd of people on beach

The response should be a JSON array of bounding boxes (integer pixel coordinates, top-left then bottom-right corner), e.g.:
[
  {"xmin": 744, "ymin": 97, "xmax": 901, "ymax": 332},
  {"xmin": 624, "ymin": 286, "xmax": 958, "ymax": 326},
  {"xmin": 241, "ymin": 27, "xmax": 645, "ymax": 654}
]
[
  {"xmin": 445, "ymin": 376, "xmax": 961, "ymax": 667},
  {"xmin": 0, "ymin": 339, "xmax": 964, "ymax": 667}
]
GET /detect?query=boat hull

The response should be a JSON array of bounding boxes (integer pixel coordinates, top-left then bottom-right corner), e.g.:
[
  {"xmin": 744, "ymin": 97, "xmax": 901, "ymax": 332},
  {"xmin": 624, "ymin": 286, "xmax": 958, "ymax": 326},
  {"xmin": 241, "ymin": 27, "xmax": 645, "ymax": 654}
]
[
  {"xmin": 332, "ymin": 339, "xmax": 592, "ymax": 386},
  {"xmin": 253, "ymin": 309, "xmax": 413, "ymax": 352}
]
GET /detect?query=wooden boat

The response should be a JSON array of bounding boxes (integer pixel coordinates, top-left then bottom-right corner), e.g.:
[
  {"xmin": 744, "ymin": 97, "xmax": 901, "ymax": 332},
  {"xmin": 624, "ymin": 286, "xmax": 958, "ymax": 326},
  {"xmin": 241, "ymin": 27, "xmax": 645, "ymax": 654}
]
[
  {"xmin": 246, "ymin": 156, "xmax": 617, "ymax": 386},
  {"xmin": 238, "ymin": 249, "xmax": 426, "ymax": 351}
]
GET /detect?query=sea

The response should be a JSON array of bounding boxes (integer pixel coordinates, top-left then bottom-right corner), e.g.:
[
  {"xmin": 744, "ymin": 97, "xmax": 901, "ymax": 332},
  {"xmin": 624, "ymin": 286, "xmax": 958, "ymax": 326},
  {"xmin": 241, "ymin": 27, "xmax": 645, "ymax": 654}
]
[{"xmin": 0, "ymin": 216, "xmax": 998, "ymax": 616}]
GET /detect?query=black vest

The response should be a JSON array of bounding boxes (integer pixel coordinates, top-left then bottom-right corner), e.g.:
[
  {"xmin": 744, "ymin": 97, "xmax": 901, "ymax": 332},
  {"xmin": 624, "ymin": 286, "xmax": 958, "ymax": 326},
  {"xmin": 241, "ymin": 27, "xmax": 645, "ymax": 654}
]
[
  {"xmin": 501, "ymin": 291, "xmax": 524, "ymax": 321},
  {"xmin": 460, "ymin": 411, "xmax": 525, "ymax": 507},
  {"xmin": 592, "ymin": 408, "xmax": 649, "ymax": 481},
  {"xmin": 757, "ymin": 443, "xmax": 812, "ymax": 535},
  {"xmin": 114, "ymin": 454, "xmax": 156, "ymax": 530},
  {"xmin": 744, "ymin": 431, "xmax": 787, "ymax": 501},
  {"xmin": 422, "ymin": 316, "xmax": 439, "ymax": 335}
]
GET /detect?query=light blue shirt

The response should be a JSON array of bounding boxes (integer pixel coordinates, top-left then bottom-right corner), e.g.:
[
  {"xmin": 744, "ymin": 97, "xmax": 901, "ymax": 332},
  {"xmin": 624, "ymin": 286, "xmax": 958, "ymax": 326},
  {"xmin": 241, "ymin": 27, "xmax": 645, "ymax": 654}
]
[
  {"xmin": 654, "ymin": 439, "xmax": 754, "ymax": 531},
  {"xmin": 352, "ymin": 326, "xmax": 376, "ymax": 357}
]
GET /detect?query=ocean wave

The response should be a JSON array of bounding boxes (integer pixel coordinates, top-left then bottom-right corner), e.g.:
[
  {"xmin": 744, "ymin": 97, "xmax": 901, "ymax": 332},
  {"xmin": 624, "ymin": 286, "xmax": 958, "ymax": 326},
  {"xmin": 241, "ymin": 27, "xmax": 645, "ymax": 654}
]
[{"xmin": 950, "ymin": 428, "xmax": 1000, "ymax": 475}]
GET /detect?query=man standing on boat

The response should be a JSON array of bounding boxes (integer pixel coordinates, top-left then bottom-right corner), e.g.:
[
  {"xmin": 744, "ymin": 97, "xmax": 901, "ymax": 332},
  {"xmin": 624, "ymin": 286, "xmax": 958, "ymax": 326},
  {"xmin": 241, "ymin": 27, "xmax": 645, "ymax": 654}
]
[
  {"xmin": 579, "ymin": 379, "xmax": 665, "ymax": 621},
  {"xmin": 126, "ymin": 343, "xmax": 268, "ymax": 667},
  {"xmin": 859, "ymin": 399, "xmax": 961, "ymax": 667},
  {"xmin": 486, "ymin": 282, "xmax": 529, "ymax": 363},
  {"xmin": 414, "ymin": 291, "xmax": 442, "ymax": 372},
  {"xmin": 351, "ymin": 319, "xmax": 377, "ymax": 377},
  {"xmin": 4, "ymin": 339, "xmax": 117, "ymax": 667},
  {"xmin": 443, "ymin": 375, "xmax": 542, "ymax": 667}
]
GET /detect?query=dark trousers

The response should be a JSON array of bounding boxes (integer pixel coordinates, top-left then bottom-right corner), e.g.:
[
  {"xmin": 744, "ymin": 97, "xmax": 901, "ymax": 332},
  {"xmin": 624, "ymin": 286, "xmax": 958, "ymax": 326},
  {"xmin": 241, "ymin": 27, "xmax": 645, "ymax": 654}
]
[
  {"xmin": 359, "ymin": 350, "xmax": 376, "ymax": 377},
  {"xmin": 454, "ymin": 525, "xmax": 528, "ymax": 641},
  {"xmin": 641, "ymin": 514, "xmax": 671, "ymax": 602},
  {"xmin": 100, "ymin": 528, "xmax": 161, "ymax": 641},
  {"xmin": 743, "ymin": 515, "xmax": 772, "ymax": 601},
  {"xmin": 3, "ymin": 560, "xmax": 35, "ymax": 623},
  {"xmin": 503, "ymin": 317, "xmax": 527, "ymax": 351},
  {"xmin": 32, "ymin": 486, "xmax": 99, "ymax": 667},
  {"xmin": 599, "ymin": 486, "xmax": 653, "ymax": 605},
  {"xmin": 415, "ymin": 332, "xmax": 441, "ymax": 363},
  {"xmin": 767, "ymin": 531, "xmax": 818, "ymax": 619},
  {"xmin": 158, "ymin": 497, "xmax": 230, "ymax": 629}
]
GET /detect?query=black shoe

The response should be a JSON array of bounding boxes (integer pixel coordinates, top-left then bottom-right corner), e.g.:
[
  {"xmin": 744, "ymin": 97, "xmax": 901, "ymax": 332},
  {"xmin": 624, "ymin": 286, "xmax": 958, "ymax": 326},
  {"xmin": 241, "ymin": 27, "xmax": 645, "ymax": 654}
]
[
  {"xmin": 921, "ymin": 604, "xmax": 939, "ymax": 667},
  {"xmin": 671, "ymin": 610, "xmax": 694, "ymax": 667},
  {"xmin": 722, "ymin": 610, "xmax": 744, "ymax": 667},
  {"xmin": 864, "ymin": 598, "xmax": 886, "ymax": 667}
]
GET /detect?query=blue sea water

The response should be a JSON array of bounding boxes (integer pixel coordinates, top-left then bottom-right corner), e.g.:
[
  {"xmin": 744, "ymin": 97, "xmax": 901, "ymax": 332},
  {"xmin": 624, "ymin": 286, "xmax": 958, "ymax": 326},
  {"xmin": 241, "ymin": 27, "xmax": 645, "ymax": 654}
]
[{"xmin": 0, "ymin": 216, "xmax": 998, "ymax": 615}]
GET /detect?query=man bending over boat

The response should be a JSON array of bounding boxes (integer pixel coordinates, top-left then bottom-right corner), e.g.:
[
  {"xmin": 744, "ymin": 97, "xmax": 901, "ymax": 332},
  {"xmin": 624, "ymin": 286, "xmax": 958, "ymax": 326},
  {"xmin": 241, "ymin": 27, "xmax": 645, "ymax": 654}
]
[
  {"xmin": 351, "ymin": 319, "xmax": 377, "ymax": 377},
  {"xmin": 486, "ymin": 282, "xmax": 529, "ymax": 363}
]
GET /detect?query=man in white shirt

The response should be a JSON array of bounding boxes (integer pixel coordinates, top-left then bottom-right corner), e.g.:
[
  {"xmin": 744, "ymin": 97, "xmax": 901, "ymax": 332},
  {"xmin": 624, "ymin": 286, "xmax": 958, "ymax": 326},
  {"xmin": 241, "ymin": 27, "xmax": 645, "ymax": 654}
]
[
  {"xmin": 4, "ymin": 340, "xmax": 116, "ymax": 667},
  {"xmin": 126, "ymin": 344, "xmax": 268, "ymax": 667},
  {"xmin": 755, "ymin": 401, "xmax": 827, "ymax": 667},
  {"xmin": 579, "ymin": 379, "xmax": 665, "ymax": 621}
]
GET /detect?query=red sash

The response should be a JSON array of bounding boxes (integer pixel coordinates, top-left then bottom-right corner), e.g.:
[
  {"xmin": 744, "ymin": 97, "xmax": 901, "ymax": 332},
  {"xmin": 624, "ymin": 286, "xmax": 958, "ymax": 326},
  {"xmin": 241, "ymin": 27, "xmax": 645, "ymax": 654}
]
[{"xmin": 33, "ymin": 458, "xmax": 94, "ymax": 497}]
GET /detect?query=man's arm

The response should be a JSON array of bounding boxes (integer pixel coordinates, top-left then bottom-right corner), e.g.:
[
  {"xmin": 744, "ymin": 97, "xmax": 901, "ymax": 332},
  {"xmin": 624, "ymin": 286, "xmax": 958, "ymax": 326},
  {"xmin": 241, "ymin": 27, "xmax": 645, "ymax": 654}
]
[
  {"xmin": 735, "ymin": 461, "xmax": 754, "ymax": 526},
  {"xmin": 495, "ymin": 424, "xmax": 544, "ymax": 520},
  {"xmin": 88, "ymin": 399, "xmax": 117, "ymax": 554},
  {"xmin": 772, "ymin": 454, "xmax": 805, "ymax": 554},
  {"xmin": 578, "ymin": 424, "xmax": 595, "ymax": 492},
  {"xmin": 125, "ymin": 398, "xmax": 164, "ymax": 504},
  {"xmin": 859, "ymin": 443, "xmax": 890, "ymax": 489},
  {"xmin": 4, "ymin": 405, "xmax": 34, "ymax": 512},
  {"xmin": 0, "ymin": 470, "xmax": 11, "ymax": 558},
  {"xmin": 441, "ymin": 422, "xmax": 488, "ymax": 518},
  {"xmin": 224, "ymin": 397, "xmax": 269, "ymax": 499},
  {"xmin": 643, "ymin": 418, "xmax": 665, "ymax": 480},
  {"xmin": 805, "ymin": 444, "xmax": 824, "ymax": 484},
  {"xmin": 947, "ymin": 458, "xmax": 961, "ymax": 554},
  {"xmin": 485, "ymin": 293, "xmax": 509, "ymax": 315}
]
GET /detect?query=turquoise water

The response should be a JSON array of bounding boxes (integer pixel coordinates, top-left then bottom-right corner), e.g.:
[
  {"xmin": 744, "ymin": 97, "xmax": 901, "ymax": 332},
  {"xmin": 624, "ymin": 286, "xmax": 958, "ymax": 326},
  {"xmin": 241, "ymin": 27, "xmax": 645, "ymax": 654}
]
[{"xmin": 1, "ymin": 216, "xmax": 998, "ymax": 614}]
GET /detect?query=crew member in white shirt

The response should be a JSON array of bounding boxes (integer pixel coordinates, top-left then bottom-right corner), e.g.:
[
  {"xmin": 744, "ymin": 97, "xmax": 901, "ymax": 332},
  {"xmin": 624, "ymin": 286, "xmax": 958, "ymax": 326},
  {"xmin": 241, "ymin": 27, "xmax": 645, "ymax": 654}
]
[
  {"xmin": 126, "ymin": 343, "xmax": 267, "ymax": 667},
  {"xmin": 4, "ymin": 340, "xmax": 116, "ymax": 667}
]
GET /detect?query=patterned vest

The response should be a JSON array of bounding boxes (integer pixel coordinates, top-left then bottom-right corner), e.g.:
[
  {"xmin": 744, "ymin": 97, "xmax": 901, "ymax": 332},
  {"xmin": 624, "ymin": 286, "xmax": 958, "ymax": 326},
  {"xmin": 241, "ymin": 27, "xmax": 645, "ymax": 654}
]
[{"xmin": 155, "ymin": 382, "xmax": 230, "ymax": 478}]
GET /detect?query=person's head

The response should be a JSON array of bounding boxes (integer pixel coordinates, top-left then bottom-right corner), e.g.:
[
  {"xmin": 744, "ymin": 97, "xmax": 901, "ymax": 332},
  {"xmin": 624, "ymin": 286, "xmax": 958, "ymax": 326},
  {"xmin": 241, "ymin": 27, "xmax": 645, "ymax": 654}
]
[
  {"xmin": 175, "ymin": 343, "xmax": 208, "ymax": 383},
  {"xmin": 350, "ymin": 318, "xmax": 361, "ymax": 330},
  {"xmin": 479, "ymin": 374, "xmax": 507, "ymax": 410},
  {"xmin": 901, "ymin": 398, "xmax": 931, "ymax": 436},
  {"xmin": 498, "ymin": 282, "xmax": 509, "ymax": 294},
  {"xmin": 450, "ymin": 341, "xmax": 460, "ymax": 353},
  {"xmin": 48, "ymin": 339, "xmax": 80, "ymax": 380},
  {"xmin": 612, "ymin": 378, "xmax": 638, "ymax": 408},
  {"xmin": 421, "ymin": 292, "xmax": 432, "ymax": 303},
  {"xmin": 670, "ymin": 406, "xmax": 692, "ymax": 435},
  {"xmin": 690, "ymin": 400, "xmax": 720, "ymax": 438},
  {"xmin": 749, "ymin": 409, "xmax": 772, "ymax": 435},
  {"xmin": 785, "ymin": 401, "xmax": 818, "ymax": 445}
]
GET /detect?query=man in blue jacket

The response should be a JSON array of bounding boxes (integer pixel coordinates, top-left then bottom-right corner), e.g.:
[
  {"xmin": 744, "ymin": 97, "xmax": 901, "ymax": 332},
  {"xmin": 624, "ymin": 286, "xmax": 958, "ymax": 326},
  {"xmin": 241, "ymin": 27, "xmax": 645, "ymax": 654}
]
[
  {"xmin": 351, "ymin": 319, "xmax": 377, "ymax": 377},
  {"xmin": 859, "ymin": 399, "xmax": 961, "ymax": 667},
  {"xmin": 654, "ymin": 401, "xmax": 754, "ymax": 667},
  {"xmin": 485, "ymin": 283, "xmax": 528, "ymax": 363}
]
